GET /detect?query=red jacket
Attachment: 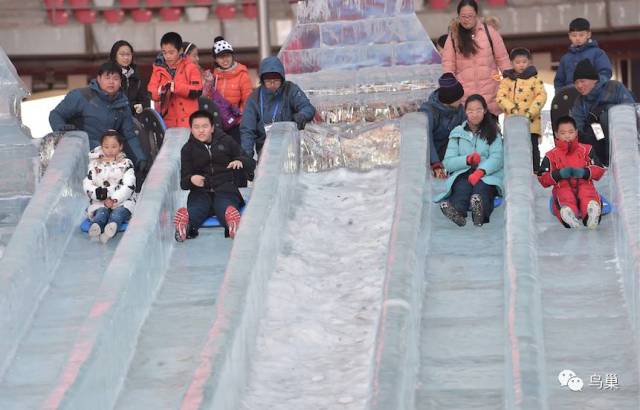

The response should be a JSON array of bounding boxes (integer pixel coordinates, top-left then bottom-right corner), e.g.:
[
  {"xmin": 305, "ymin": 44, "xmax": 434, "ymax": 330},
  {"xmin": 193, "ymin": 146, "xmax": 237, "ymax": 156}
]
[
  {"xmin": 148, "ymin": 56, "xmax": 203, "ymax": 128},
  {"xmin": 204, "ymin": 63, "xmax": 253, "ymax": 112},
  {"xmin": 538, "ymin": 139, "xmax": 606, "ymax": 189}
]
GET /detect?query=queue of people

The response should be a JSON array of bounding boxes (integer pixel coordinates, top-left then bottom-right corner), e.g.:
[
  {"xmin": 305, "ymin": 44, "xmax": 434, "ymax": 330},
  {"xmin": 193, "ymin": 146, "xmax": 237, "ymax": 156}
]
[{"xmin": 48, "ymin": 0, "xmax": 637, "ymax": 242}]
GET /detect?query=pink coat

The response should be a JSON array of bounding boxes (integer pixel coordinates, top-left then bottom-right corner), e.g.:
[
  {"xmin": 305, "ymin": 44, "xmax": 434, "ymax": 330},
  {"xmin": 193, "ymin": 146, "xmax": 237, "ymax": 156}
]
[{"xmin": 442, "ymin": 18, "xmax": 511, "ymax": 116}]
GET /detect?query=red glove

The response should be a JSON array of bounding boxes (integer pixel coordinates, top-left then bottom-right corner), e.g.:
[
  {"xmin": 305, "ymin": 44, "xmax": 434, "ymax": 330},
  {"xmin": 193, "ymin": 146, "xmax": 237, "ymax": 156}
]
[
  {"xmin": 468, "ymin": 169, "xmax": 485, "ymax": 186},
  {"xmin": 466, "ymin": 152, "xmax": 481, "ymax": 167}
]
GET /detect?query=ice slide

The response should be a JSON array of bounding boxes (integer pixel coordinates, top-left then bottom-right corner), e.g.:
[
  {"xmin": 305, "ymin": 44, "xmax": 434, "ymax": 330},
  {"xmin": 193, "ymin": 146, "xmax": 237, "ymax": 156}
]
[{"xmin": 367, "ymin": 106, "xmax": 640, "ymax": 410}]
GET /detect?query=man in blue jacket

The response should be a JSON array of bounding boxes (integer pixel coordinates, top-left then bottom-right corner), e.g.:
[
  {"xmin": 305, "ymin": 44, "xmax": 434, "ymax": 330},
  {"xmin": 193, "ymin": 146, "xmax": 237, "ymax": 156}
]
[
  {"xmin": 240, "ymin": 56, "xmax": 316, "ymax": 157},
  {"xmin": 570, "ymin": 59, "xmax": 635, "ymax": 167},
  {"xmin": 554, "ymin": 18, "xmax": 612, "ymax": 92},
  {"xmin": 419, "ymin": 73, "xmax": 465, "ymax": 179},
  {"xmin": 49, "ymin": 62, "xmax": 148, "ymax": 171}
]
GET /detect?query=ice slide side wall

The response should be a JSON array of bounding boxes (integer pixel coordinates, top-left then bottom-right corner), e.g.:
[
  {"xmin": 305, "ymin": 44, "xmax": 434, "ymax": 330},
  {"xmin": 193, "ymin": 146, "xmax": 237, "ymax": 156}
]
[
  {"xmin": 0, "ymin": 131, "xmax": 89, "ymax": 378},
  {"xmin": 367, "ymin": 112, "xmax": 428, "ymax": 410}
]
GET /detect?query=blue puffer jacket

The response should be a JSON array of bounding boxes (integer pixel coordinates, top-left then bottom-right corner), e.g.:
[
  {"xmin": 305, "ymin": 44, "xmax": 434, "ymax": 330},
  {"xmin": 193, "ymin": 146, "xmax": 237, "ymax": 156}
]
[
  {"xmin": 49, "ymin": 79, "xmax": 147, "ymax": 165},
  {"xmin": 419, "ymin": 90, "xmax": 466, "ymax": 165},
  {"xmin": 554, "ymin": 40, "xmax": 612, "ymax": 91},
  {"xmin": 240, "ymin": 56, "xmax": 316, "ymax": 156},
  {"xmin": 434, "ymin": 122, "xmax": 504, "ymax": 202},
  {"xmin": 571, "ymin": 79, "xmax": 636, "ymax": 135}
]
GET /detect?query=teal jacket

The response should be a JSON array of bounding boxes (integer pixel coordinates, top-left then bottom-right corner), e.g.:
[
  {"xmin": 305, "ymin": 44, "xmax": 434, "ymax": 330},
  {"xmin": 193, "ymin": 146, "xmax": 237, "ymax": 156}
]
[{"xmin": 434, "ymin": 122, "xmax": 504, "ymax": 202}]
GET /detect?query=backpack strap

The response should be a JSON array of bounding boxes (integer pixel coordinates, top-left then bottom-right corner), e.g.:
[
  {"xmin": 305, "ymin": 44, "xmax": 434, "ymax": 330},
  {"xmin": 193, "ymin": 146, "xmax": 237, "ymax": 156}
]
[{"xmin": 483, "ymin": 22, "xmax": 496, "ymax": 60}]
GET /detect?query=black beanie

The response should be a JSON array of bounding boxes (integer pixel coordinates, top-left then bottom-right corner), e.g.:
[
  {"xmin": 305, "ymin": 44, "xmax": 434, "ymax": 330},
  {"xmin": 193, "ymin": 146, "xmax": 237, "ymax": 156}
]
[
  {"xmin": 573, "ymin": 59, "xmax": 598, "ymax": 82},
  {"xmin": 569, "ymin": 17, "xmax": 590, "ymax": 32},
  {"xmin": 437, "ymin": 73, "xmax": 464, "ymax": 105}
]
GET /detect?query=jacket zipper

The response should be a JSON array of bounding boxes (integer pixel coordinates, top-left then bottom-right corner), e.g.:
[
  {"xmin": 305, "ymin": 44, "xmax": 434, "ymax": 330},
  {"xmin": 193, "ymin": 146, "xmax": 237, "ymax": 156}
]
[
  {"xmin": 512, "ymin": 78, "xmax": 518, "ymax": 111},
  {"xmin": 205, "ymin": 143, "xmax": 214, "ymax": 192}
]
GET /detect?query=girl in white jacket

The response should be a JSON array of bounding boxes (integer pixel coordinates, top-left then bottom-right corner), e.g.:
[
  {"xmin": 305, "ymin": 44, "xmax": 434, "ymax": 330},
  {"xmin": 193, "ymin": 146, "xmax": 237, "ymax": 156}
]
[{"xmin": 83, "ymin": 130, "xmax": 136, "ymax": 243}]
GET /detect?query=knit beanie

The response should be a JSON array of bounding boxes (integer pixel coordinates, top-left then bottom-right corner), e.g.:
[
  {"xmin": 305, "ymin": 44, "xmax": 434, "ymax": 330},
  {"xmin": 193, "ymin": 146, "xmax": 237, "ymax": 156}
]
[
  {"xmin": 437, "ymin": 73, "xmax": 464, "ymax": 105},
  {"xmin": 212, "ymin": 36, "xmax": 234, "ymax": 57},
  {"xmin": 573, "ymin": 59, "xmax": 599, "ymax": 82},
  {"xmin": 569, "ymin": 18, "xmax": 590, "ymax": 32}
]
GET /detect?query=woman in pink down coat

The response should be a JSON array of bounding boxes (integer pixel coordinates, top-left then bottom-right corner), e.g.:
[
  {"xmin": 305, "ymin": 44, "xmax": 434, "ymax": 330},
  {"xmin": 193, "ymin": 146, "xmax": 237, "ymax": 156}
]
[{"xmin": 442, "ymin": 0, "xmax": 511, "ymax": 117}]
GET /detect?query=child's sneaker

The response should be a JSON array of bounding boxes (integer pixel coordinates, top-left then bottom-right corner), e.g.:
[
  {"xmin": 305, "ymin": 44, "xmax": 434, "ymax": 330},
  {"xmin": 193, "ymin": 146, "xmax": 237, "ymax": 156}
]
[
  {"xmin": 225, "ymin": 206, "xmax": 241, "ymax": 238},
  {"xmin": 439, "ymin": 201, "xmax": 466, "ymax": 227},
  {"xmin": 470, "ymin": 194, "xmax": 484, "ymax": 227},
  {"xmin": 560, "ymin": 206, "xmax": 581, "ymax": 228},
  {"xmin": 585, "ymin": 200, "xmax": 601, "ymax": 229},
  {"xmin": 174, "ymin": 207, "xmax": 189, "ymax": 242},
  {"xmin": 100, "ymin": 222, "xmax": 118, "ymax": 243},
  {"xmin": 88, "ymin": 223, "xmax": 101, "ymax": 242}
]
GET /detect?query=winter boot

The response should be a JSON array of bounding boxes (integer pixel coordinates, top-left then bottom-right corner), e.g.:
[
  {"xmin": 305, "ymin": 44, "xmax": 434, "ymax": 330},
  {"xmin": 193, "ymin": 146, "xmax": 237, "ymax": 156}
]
[
  {"xmin": 585, "ymin": 200, "xmax": 602, "ymax": 229},
  {"xmin": 560, "ymin": 206, "xmax": 581, "ymax": 228},
  {"xmin": 225, "ymin": 206, "xmax": 241, "ymax": 238},
  {"xmin": 439, "ymin": 201, "xmax": 466, "ymax": 227},
  {"xmin": 174, "ymin": 207, "xmax": 189, "ymax": 242},
  {"xmin": 88, "ymin": 223, "xmax": 101, "ymax": 242},
  {"xmin": 100, "ymin": 222, "xmax": 118, "ymax": 244},
  {"xmin": 470, "ymin": 194, "xmax": 484, "ymax": 227}
]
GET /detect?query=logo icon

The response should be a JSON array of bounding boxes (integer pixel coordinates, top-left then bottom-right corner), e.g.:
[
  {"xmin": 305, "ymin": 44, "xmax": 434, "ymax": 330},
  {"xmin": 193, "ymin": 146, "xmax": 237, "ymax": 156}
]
[{"xmin": 558, "ymin": 369, "xmax": 576, "ymax": 387}]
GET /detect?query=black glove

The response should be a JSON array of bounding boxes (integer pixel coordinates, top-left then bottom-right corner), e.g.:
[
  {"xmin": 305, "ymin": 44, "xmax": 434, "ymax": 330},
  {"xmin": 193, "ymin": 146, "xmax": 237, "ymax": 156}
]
[
  {"xmin": 61, "ymin": 124, "xmax": 77, "ymax": 131},
  {"xmin": 292, "ymin": 113, "xmax": 307, "ymax": 130},
  {"xmin": 137, "ymin": 160, "xmax": 150, "ymax": 175},
  {"xmin": 95, "ymin": 187, "xmax": 108, "ymax": 200}
]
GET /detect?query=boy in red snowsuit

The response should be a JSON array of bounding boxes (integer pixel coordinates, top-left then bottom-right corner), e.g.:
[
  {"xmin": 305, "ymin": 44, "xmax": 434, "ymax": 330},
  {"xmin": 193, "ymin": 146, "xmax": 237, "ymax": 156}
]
[{"xmin": 537, "ymin": 115, "xmax": 606, "ymax": 229}]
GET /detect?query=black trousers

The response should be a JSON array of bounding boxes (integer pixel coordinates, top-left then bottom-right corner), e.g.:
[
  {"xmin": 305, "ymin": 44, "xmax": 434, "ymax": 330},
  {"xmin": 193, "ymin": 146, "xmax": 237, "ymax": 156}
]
[
  {"xmin": 448, "ymin": 171, "xmax": 497, "ymax": 223},
  {"xmin": 187, "ymin": 190, "xmax": 242, "ymax": 233},
  {"xmin": 531, "ymin": 133, "xmax": 541, "ymax": 173}
]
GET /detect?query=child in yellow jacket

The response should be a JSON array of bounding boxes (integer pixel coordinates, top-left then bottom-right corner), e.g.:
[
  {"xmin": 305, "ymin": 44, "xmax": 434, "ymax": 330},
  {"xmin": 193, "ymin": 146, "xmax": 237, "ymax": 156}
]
[{"xmin": 497, "ymin": 48, "xmax": 547, "ymax": 172}]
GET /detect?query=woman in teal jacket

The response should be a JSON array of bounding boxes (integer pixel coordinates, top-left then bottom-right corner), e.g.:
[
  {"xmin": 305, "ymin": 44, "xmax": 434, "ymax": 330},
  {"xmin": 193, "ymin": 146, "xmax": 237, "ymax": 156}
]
[{"xmin": 434, "ymin": 94, "xmax": 504, "ymax": 227}]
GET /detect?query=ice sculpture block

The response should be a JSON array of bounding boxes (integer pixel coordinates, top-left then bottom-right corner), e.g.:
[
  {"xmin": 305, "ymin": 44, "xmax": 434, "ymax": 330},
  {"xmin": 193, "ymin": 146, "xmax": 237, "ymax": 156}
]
[
  {"xmin": 0, "ymin": 47, "xmax": 38, "ymax": 238},
  {"xmin": 280, "ymin": 0, "xmax": 442, "ymax": 123}
]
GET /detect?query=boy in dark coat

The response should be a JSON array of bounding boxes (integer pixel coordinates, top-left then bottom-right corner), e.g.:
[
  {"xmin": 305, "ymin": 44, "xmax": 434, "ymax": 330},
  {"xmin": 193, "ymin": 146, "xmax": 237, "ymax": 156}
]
[
  {"xmin": 554, "ymin": 17, "xmax": 612, "ymax": 91},
  {"xmin": 570, "ymin": 59, "xmax": 636, "ymax": 166},
  {"xmin": 174, "ymin": 110, "xmax": 255, "ymax": 241},
  {"xmin": 49, "ymin": 62, "xmax": 148, "ymax": 170},
  {"xmin": 538, "ymin": 116, "xmax": 606, "ymax": 229},
  {"xmin": 240, "ymin": 56, "xmax": 316, "ymax": 157},
  {"xmin": 419, "ymin": 72, "xmax": 465, "ymax": 178}
]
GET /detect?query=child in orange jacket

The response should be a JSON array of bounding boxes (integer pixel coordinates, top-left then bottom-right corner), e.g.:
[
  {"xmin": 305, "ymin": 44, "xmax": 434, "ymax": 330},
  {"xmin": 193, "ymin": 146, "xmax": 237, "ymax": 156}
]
[{"xmin": 148, "ymin": 32, "xmax": 203, "ymax": 128}]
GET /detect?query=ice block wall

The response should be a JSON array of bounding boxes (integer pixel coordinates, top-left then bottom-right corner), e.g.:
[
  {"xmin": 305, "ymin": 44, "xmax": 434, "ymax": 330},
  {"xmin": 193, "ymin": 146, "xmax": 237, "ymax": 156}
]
[
  {"xmin": 280, "ymin": 0, "xmax": 442, "ymax": 123},
  {"xmin": 0, "ymin": 47, "xmax": 38, "ymax": 226}
]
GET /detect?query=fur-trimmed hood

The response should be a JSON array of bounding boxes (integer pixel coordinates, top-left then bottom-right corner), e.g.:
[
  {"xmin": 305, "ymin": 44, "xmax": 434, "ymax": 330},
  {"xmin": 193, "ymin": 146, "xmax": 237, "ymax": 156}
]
[{"xmin": 448, "ymin": 16, "xmax": 500, "ymax": 50}]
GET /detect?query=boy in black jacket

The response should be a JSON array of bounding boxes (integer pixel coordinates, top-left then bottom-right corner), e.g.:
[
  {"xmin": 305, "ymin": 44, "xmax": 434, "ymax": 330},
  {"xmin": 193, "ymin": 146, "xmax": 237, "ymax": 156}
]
[{"xmin": 174, "ymin": 110, "xmax": 255, "ymax": 241}]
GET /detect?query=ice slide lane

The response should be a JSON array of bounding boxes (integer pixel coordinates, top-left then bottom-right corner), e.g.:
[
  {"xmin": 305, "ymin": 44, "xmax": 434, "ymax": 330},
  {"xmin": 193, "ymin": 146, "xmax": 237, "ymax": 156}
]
[
  {"xmin": 536, "ymin": 105, "xmax": 640, "ymax": 409},
  {"xmin": 0, "ymin": 132, "xmax": 100, "ymax": 408}
]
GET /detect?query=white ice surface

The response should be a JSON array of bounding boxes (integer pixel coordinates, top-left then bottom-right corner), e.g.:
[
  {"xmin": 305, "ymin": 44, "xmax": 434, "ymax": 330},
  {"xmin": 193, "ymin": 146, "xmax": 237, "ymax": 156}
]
[
  {"xmin": 241, "ymin": 167, "xmax": 396, "ymax": 410},
  {"xmin": 21, "ymin": 95, "xmax": 63, "ymax": 139}
]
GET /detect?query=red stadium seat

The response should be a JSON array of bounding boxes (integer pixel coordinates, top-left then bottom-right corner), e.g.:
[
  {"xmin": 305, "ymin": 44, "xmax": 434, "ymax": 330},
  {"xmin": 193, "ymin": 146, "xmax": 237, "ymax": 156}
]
[
  {"xmin": 131, "ymin": 8, "xmax": 152, "ymax": 21},
  {"xmin": 74, "ymin": 9, "xmax": 97, "ymax": 23},
  {"xmin": 159, "ymin": 7, "xmax": 182, "ymax": 21},
  {"xmin": 242, "ymin": 1, "xmax": 257, "ymax": 19},
  {"xmin": 103, "ymin": 8, "xmax": 125, "ymax": 23},
  {"xmin": 486, "ymin": 0, "xmax": 506, "ymax": 6},
  {"xmin": 43, "ymin": 0, "xmax": 64, "ymax": 9},
  {"xmin": 215, "ymin": 4, "xmax": 236, "ymax": 20},
  {"xmin": 69, "ymin": 0, "xmax": 91, "ymax": 7},
  {"xmin": 144, "ymin": 0, "xmax": 162, "ymax": 7},
  {"xmin": 429, "ymin": 0, "xmax": 449, "ymax": 10},
  {"xmin": 169, "ymin": 0, "xmax": 187, "ymax": 6},
  {"xmin": 47, "ymin": 10, "xmax": 69, "ymax": 24},
  {"xmin": 118, "ymin": 0, "xmax": 139, "ymax": 7},
  {"xmin": 194, "ymin": 0, "xmax": 211, "ymax": 5}
]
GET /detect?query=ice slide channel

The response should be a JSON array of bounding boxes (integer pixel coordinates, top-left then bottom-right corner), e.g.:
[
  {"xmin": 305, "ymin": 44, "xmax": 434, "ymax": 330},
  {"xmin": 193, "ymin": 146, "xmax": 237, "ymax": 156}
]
[
  {"xmin": 369, "ymin": 106, "xmax": 640, "ymax": 410},
  {"xmin": 0, "ymin": 127, "xmax": 232, "ymax": 409}
]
